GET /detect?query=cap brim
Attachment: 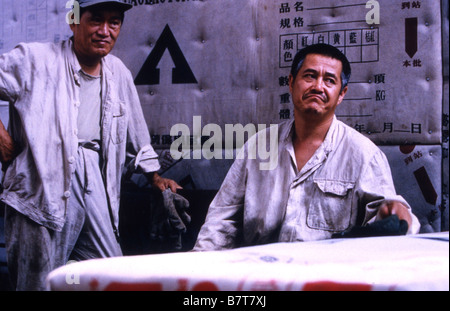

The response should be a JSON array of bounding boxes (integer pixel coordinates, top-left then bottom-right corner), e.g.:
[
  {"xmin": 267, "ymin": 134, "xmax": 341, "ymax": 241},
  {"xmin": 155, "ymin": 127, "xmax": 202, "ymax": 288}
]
[{"xmin": 79, "ymin": 1, "xmax": 133, "ymax": 12}]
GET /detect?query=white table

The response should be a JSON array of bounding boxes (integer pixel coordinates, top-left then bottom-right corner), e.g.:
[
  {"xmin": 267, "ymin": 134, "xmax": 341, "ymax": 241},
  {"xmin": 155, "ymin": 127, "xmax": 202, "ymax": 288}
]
[{"xmin": 47, "ymin": 232, "xmax": 449, "ymax": 291}]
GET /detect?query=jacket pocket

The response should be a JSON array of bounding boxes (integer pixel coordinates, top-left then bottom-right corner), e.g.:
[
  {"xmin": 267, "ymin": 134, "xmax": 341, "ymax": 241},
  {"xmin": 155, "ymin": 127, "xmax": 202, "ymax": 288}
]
[
  {"xmin": 110, "ymin": 102, "xmax": 127, "ymax": 145},
  {"xmin": 306, "ymin": 179, "xmax": 355, "ymax": 232}
]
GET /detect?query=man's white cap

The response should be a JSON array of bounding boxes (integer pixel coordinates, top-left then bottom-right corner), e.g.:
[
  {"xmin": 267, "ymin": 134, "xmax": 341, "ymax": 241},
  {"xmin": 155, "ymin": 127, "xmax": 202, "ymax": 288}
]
[{"xmin": 77, "ymin": 0, "xmax": 133, "ymax": 11}]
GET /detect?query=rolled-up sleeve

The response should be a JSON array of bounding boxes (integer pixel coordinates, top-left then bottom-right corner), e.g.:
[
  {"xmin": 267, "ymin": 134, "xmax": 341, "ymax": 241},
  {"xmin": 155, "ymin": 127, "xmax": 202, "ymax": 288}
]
[{"xmin": 132, "ymin": 144, "xmax": 160, "ymax": 173}]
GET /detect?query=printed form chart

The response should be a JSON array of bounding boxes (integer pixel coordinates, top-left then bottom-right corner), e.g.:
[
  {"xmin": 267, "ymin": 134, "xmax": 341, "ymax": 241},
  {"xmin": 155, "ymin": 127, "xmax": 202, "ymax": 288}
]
[
  {"xmin": 275, "ymin": 2, "xmax": 382, "ymax": 129},
  {"xmin": 272, "ymin": 0, "xmax": 442, "ymax": 145},
  {"xmin": 280, "ymin": 27, "xmax": 379, "ymax": 68}
]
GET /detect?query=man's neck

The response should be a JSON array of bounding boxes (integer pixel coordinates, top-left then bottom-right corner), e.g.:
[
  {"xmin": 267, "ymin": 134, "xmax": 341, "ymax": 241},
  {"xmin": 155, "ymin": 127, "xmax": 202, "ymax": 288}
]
[
  {"xmin": 72, "ymin": 46, "xmax": 102, "ymax": 76},
  {"xmin": 291, "ymin": 112, "xmax": 334, "ymax": 171},
  {"xmin": 293, "ymin": 112, "xmax": 334, "ymax": 144},
  {"xmin": 77, "ymin": 56, "xmax": 102, "ymax": 77}
]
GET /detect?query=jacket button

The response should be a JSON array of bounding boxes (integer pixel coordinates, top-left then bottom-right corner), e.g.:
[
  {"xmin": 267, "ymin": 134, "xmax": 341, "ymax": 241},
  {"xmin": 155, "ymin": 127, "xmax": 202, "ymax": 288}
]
[{"xmin": 63, "ymin": 191, "xmax": 71, "ymax": 199}]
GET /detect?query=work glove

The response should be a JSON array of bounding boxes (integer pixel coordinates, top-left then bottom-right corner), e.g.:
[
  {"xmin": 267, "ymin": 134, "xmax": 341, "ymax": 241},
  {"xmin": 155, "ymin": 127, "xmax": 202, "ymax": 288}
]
[
  {"xmin": 150, "ymin": 189, "xmax": 191, "ymax": 250},
  {"xmin": 162, "ymin": 188, "xmax": 191, "ymax": 233},
  {"xmin": 332, "ymin": 215, "xmax": 408, "ymax": 239}
]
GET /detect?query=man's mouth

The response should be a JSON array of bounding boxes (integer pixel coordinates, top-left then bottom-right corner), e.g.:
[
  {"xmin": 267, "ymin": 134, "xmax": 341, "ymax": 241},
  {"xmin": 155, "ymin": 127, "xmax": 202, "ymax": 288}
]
[
  {"xmin": 304, "ymin": 93, "xmax": 327, "ymax": 102},
  {"xmin": 93, "ymin": 40, "xmax": 111, "ymax": 46}
]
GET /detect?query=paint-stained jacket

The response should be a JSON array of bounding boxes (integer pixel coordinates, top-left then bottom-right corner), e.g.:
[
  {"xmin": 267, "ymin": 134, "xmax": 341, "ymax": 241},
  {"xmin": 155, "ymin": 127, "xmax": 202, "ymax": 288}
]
[
  {"xmin": 194, "ymin": 117, "xmax": 420, "ymax": 250},
  {"xmin": 0, "ymin": 39, "xmax": 160, "ymax": 232}
]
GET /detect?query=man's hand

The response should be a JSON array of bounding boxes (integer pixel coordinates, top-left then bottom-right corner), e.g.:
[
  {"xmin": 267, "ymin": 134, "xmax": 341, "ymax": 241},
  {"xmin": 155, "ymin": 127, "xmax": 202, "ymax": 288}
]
[
  {"xmin": 149, "ymin": 172, "xmax": 182, "ymax": 193},
  {"xmin": 377, "ymin": 200, "xmax": 412, "ymax": 230},
  {"xmin": 0, "ymin": 119, "xmax": 17, "ymax": 166},
  {"xmin": 332, "ymin": 200, "xmax": 412, "ymax": 239}
]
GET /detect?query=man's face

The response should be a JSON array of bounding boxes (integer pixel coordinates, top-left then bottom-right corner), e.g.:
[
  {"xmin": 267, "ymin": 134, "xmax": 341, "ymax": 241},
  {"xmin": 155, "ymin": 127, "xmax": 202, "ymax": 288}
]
[
  {"xmin": 289, "ymin": 53, "xmax": 348, "ymax": 121},
  {"xmin": 70, "ymin": 7, "xmax": 123, "ymax": 60}
]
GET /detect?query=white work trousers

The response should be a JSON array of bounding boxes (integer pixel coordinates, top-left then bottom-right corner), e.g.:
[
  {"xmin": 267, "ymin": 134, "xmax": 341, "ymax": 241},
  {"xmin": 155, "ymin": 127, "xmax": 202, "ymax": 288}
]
[{"xmin": 4, "ymin": 145, "xmax": 122, "ymax": 291}]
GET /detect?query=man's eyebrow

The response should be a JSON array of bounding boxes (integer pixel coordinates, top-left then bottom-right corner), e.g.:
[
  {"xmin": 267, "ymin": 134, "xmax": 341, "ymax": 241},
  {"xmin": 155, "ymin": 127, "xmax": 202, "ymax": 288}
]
[
  {"xmin": 324, "ymin": 71, "xmax": 338, "ymax": 79},
  {"xmin": 302, "ymin": 68, "xmax": 318, "ymax": 75},
  {"xmin": 302, "ymin": 68, "xmax": 338, "ymax": 79}
]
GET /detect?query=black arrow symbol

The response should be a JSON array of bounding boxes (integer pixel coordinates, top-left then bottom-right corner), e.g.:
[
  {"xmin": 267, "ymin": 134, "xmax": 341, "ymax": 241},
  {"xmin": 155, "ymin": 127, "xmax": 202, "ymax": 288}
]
[
  {"xmin": 135, "ymin": 24, "xmax": 197, "ymax": 85},
  {"xmin": 405, "ymin": 17, "xmax": 418, "ymax": 58},
  {"xmin": 413, "ymin": 166, "xmax": 438, "ymax": 205}
]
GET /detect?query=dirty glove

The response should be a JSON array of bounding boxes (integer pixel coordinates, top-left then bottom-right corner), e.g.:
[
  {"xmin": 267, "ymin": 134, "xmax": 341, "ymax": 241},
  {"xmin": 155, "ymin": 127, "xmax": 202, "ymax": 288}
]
[
  {"xmin": 150, "ymin": 189, "xmax": 191, "ymax": 251},
  {"xmin": 332, "ymin": 215, "xmax": 409, "ymax": 239},
  {"xmin": 162, "ymin": 188, "xmax": 191, "ymax": 233}
]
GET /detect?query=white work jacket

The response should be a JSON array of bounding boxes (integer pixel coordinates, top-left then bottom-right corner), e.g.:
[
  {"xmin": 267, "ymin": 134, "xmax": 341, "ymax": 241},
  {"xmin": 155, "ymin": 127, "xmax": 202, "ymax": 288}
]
[
  {"xmin": 195, "ymin": 117, "xmax": 420, "ymax": 250},
  {"xmin": 0, "ymin": 39, "xmax": 160, "ymax": 231}
]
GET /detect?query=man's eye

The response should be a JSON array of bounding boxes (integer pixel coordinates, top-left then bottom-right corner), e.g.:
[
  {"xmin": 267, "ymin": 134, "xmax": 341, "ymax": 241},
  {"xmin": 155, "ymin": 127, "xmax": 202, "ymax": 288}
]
[{"xmin": 107, "ymin": 19, "xmax": 121, "ymax": 29}]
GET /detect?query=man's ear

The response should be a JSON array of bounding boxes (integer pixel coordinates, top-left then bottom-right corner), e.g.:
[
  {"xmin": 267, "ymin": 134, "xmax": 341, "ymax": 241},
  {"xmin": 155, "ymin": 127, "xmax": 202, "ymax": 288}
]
[
  {"xmin": 337, "ymin": 86, "xmax": 348, "ymax": 105},
  {"xmin": 288, "ymin": 74, "xmax": 294, "ymax": 94}
]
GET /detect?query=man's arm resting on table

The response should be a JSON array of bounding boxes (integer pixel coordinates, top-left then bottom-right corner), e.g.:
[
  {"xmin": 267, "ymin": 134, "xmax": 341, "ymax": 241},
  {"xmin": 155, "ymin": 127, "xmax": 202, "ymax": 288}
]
[{"xmin": 377, "ymin": 200, "xmax": 413, "ymax": 231}]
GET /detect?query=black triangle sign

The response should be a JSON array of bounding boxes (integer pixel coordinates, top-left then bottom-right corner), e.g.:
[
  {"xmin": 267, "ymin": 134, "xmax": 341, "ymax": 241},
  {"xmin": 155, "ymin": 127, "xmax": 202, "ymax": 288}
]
[{"xmin": 135, "ymin": 24, "xmax": 197, "ymax": 85}]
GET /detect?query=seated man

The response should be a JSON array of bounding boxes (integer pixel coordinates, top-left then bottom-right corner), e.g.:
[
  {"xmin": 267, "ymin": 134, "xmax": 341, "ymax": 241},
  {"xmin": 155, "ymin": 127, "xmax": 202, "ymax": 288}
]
[{"xmin": 194, "ymin": 43, "xmax": 420, "ymax": 251}]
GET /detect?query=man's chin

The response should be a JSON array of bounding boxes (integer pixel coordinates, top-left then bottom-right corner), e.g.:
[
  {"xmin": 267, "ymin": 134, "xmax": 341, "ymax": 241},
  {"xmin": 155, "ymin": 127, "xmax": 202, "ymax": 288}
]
[
  {"xmin": 303, "ymin": 102, "xmax": 324, "ymax": 114},
  {"xmin": 91, "ymin": 47, "xmax": 112, "ymax": 58},
  {"xmin": 303, "ymin": 108, "xmax": 322, "ymax": 115}
]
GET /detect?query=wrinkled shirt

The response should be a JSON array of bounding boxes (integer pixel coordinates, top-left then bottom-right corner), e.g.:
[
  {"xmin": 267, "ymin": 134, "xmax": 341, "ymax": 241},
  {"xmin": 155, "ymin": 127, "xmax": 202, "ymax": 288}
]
[
  {"xmin": 0, "ymin": 39, "xmax": 160, "ymax": 232},
  {"xmin": 194, "ymin": 117, "xmax": 420, "ymax": 251},
  {"xmin": 77, "ymin": 70, "xmax": 102, "ymax": 142}
]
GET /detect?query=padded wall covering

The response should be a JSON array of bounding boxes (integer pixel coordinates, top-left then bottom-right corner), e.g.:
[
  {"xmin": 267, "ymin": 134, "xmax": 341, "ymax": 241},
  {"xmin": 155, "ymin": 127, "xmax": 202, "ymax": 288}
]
[{"xmin": 112, "ymin": 0, "xmax": 442, "ymax": 146}]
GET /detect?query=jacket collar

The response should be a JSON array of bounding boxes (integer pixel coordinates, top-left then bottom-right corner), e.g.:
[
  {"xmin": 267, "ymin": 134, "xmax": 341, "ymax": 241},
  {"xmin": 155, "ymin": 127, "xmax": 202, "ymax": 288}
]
[
  {"xmin": 65, "ymin": 37, "xmax": 113, "ymax": 85},
  {"xmin": 282, "ymin": 115, "xmax": 337, "ymax": 156}
]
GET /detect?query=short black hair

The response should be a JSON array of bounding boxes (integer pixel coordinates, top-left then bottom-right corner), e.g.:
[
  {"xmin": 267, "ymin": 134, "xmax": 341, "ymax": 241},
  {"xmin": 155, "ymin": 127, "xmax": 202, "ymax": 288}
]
[{"xmin": 290, "ymin": 43, "xmax": 351, "ymax": 91}]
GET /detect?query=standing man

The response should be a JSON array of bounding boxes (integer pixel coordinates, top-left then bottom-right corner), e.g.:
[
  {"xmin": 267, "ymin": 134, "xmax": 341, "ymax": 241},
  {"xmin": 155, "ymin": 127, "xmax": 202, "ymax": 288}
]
[
  {"xmin": 194, "ymin": 44, "xmax": 420, "ymax": 251},
  {"xmin": 0, "ymin": 0, "xmax": 180, "ymax": 290}
]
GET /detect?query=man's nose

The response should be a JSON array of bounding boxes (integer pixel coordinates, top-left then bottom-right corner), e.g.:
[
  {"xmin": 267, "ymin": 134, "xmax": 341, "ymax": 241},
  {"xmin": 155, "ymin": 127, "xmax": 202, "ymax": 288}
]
[
  {"xmin": 311, "ymin": 77, "xmax": 325, "ymax": 92},
  {"xmin": 97, "ymin": 23, "xmax": 110, "ymax": 37}
]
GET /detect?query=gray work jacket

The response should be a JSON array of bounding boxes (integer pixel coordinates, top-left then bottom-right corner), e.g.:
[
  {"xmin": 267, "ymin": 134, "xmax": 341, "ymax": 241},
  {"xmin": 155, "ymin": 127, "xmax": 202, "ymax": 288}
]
[
  {"xmin": 0, "ymin": 39, "xmax": 160, "ymax": 231},
  {"xmin": 194, "ymin": 117, "xmax": 420, "ymax": 250}
]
